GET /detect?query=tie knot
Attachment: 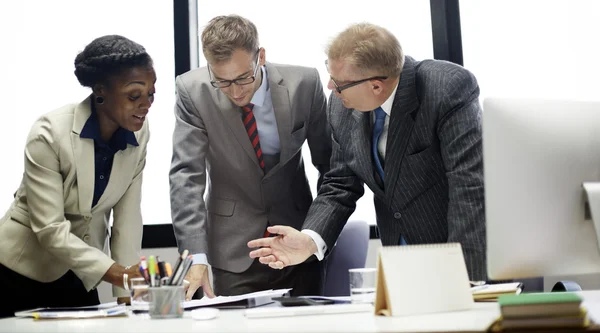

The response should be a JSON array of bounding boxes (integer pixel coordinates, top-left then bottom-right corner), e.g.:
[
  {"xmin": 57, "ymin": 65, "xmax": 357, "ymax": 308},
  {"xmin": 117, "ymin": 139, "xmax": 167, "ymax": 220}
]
[
  {"xmin": 374, "ymin": 107, "xmax": 386, "ymax": 120},
  {"xmin": 243, "ymin": 103, "xmax": 255, "ymax": 112}
]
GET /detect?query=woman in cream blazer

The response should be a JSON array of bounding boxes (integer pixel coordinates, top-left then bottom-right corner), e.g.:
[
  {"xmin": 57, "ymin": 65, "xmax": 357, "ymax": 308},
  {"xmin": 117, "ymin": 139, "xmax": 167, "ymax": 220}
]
[{"xmin": 0, "ymin": 35, "xmax": 156, "ymax": 317}]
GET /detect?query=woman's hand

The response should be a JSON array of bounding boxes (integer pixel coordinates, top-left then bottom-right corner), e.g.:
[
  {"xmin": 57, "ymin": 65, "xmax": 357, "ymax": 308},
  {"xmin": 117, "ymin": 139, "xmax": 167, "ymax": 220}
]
[
  {"xmin": 117, "ymin": 297, "xmax": 131, "ymax": 305},
  {"xmin": 102, "ymin": 263, "xmax": 143, "ymax": 289}
]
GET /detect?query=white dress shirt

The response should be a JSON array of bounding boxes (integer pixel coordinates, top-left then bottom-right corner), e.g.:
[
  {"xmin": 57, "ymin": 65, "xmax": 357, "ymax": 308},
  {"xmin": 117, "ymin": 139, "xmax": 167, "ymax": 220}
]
[{"xmin": 302, "ymin": 83, "xmax": 399, "ymax": 260}]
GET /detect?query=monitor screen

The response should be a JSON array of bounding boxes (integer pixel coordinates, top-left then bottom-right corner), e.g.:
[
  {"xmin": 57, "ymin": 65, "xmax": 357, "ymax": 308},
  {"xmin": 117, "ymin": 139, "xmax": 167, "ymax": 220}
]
[{"xmin": 483, "ymin": 97, "xmax": 600, "ymax": 280}]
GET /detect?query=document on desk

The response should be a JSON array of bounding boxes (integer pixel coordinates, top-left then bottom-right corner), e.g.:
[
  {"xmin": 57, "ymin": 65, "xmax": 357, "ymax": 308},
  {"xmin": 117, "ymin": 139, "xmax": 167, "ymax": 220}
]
[
  {"xmin": 375, "ymin": 243, "xmax": 473, "ymax": 317},
  {"xmin": 131, "ymin": 288, "xmax": 291, "ymax": 311},
  {"xmin": 184, "ymin": 288, "xmax": 291, "ymax": 309},
  {"xmin": 15, "ymin": 304, "xmax": 127, "ymax": 320}
]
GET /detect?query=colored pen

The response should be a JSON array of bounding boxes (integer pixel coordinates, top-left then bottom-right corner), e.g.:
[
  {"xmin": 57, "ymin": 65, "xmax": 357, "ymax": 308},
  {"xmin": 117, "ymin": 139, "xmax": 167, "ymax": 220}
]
[
  {"xmin": 177, "ymin": 256, "xmax": 193, "ymax": 286},
  {"xmin": 148, "ymin": 255, "xmax": 157, "ymax": 287},
  {"xmin": 140, "ymin": 256, "xmax": 150, "ymax": 283},
  {"xmin": 158, "ymin": 260, "xmax": 166, "ymax": 279},
  {"xmin": 168, "ymin": 249, "xmax": 189, "ymax": 285},
  {"xmin": 165, "ymin": 263, "xmax": 173, "ymax": 278},
  {"xmin": 171, "ymin": 256, "xmax": 190, "ymax": 286}
]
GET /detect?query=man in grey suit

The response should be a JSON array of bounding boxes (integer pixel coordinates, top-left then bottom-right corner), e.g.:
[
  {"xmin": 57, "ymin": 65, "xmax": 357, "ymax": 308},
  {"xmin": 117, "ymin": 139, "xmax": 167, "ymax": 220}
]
[
  {"xmin": 170, "ymin": 15, "xmax": 331, "ymax": 299},
  {"xmin": 248, "ymin": 23, "xmax": 486, "ymax": 281}
]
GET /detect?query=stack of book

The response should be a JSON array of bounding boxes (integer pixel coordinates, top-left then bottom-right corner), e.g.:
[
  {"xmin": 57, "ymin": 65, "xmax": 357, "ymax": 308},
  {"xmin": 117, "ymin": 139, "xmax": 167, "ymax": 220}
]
[
  {"xmin": 491, "ymin": 292, "xmax": 590, "ymax": 331},
  {"xmin": 471, "ymin": 282, "xmax": 522, "ymax": 302}
]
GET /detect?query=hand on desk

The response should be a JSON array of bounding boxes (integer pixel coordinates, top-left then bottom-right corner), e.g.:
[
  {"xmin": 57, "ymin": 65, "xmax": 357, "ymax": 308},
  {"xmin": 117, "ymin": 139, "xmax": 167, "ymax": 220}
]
[
  {"xmin": 116, "ymin": 297, "xmax": 131, "ymax": 305},
  {"xmin": 102, "ymin": 263, "xmax": 143, "ymax": 288},
  {"xmin": 247, "ymin": 226, "xmax": 316, "ymax": 269},
  {"xmin": 185, "ymin": 264, "xmax": 215, "ymax": 301}
]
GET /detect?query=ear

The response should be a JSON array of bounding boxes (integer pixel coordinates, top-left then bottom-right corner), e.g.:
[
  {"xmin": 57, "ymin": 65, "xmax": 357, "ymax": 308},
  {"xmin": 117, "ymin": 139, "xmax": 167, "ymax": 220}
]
[
  {"xmin": 258, "ymin": 47, "xmax": 266, "ymax": 66},
  {"xmin": 92, "ymin": 84, "xmax": 106, "ymax": 97},
  {"xmin": 371, "ymin": 80, "xmax": 384, "ymax": 96}
]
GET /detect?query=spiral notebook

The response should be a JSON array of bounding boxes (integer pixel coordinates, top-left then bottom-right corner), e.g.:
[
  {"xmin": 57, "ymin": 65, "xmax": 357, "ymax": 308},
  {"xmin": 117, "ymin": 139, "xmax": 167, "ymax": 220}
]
[{"xmin": 374, "ymin": 243, "xmax": 473, "ymax": 317}]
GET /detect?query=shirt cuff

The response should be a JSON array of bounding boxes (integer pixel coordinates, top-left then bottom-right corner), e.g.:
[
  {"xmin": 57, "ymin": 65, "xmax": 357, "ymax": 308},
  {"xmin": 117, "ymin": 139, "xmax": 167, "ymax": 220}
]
[
  {"xmin": 301, "ymin": 229, "xmax": 327, "ymax": 261},
  {"xmin": 192, "ymin": 253, "xmax": 209, "ymax": 266}
]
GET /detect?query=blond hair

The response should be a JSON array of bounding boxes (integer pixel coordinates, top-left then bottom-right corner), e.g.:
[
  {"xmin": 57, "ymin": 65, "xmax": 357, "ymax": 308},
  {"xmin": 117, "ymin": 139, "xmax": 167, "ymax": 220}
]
[
  {"xmin": 326, "ymin": 23, "xmax": 404, "ymax": 77},
  {"xmin": 201, "ymin": 15, "xmax": 259, "ymax": 63}
]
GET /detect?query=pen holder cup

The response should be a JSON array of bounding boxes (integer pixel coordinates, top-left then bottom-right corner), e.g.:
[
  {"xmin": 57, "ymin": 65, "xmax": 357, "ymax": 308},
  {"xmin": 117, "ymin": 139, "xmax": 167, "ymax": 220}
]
[{"xmin": 149, "ymin": 286, "xmax": 184, "ymax": 319}]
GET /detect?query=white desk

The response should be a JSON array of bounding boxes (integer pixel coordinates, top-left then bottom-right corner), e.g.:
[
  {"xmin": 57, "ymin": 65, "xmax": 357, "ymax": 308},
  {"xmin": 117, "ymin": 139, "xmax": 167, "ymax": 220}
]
[
  {"xmin": 0, "ymin": 303, "xmax": 499, "ymax": 333},
  {"xmin": 3, "ymin": 291, "xmax": 600, "ymax": 333}
]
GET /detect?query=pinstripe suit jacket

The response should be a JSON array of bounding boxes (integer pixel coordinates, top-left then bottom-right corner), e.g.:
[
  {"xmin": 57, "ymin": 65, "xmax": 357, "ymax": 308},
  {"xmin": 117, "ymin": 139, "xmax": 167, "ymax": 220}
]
[{"xmin": 304, "ymin": 56, "xmax": 486, "ymax": 280}]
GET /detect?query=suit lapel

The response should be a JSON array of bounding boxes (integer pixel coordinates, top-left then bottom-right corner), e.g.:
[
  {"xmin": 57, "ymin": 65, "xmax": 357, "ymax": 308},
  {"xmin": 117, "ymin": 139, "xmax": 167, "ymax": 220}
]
[
  {"xmin": 93, "ymin": 148, "xmax": 134, "ymax": 210},
  {"xmin": 265, "ymin": 64, "xmax": 291, "ymax": 178},
  {"xmin": 383, "ymin": 57, "xmax": 420, "ymax": 201},
  {"xmin": 71, "ymin": 97, "xmax": 94, "ymax": 216},
  {"xmin": 216, "ymin": 89, "xmax": 262, "ymax": 170},
  {"xmin": 351, "ymin": 110, "xmax": 385, "ymax": 198}
]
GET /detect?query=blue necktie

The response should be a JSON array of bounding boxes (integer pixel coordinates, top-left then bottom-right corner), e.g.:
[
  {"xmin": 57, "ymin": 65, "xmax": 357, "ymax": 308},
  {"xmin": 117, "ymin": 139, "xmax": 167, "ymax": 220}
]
[{"xmin": 372, "ymin": 107, "xmax": 386, "ymax": 182}]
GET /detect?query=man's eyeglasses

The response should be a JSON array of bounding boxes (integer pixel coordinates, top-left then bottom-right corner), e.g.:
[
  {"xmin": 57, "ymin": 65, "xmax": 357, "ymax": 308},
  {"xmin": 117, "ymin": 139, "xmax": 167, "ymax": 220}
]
[
  {"xmin": 325, "ymin": 59, "xmax": 388, "ymax": 94},
  {"xmin": 209, "ymin": 49, "xmax": 261, "ymax": 88}
]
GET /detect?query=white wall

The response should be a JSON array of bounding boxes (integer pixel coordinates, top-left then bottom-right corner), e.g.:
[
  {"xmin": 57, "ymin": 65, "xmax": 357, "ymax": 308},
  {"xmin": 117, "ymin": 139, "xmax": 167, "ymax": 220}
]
[
  {"xmin": 0, "ymin": 0, "xmax": 175, "ymax": 225},
  {"xmin": 460, "ymin": 0, "xmax": 600, "ymax": 102}
]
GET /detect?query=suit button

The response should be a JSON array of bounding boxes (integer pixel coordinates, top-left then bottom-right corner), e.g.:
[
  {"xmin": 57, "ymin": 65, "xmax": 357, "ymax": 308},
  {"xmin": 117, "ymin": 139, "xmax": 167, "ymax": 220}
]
[
  {"xmin": 83, "ymin": 234, "xmax": 90, "ymax": 242},
  {"xmin": 84, "ymin": 216, "xmax": 92, "ymax": 221},
  {"xmin": 394, "ymin": 212, "xmax": 402, "ymax": 219}
]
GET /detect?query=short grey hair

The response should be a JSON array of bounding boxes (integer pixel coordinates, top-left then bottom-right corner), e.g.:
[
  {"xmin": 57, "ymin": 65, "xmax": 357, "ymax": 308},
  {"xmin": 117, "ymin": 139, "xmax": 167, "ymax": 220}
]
[{"xmin": 326, "ymin": 23, "xmax": 404, "ymax": 77}]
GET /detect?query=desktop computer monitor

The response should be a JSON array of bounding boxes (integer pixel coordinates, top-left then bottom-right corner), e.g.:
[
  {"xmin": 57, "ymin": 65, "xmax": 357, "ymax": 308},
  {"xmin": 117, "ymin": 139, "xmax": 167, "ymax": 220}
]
[{"xmin": 484, "ymin": 97, "xmax": 600, "ymax": 280}]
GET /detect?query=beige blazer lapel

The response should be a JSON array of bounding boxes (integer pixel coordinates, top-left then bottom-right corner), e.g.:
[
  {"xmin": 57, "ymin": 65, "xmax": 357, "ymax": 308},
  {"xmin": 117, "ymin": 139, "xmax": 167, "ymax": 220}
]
[
  {"xmin": 93, "ymin": 148, "xmax": 135, "ymax": 210},
  {"xmin": 216, "ymin": 90, "xmax": 263, "ymax": 171},
  {"xmin": 71, "ymin": 97, "xmax": 94, "ymax": 217},
  {"xmin": 265, "ymin": 64, "xmax": 291, "ymax": 178}
]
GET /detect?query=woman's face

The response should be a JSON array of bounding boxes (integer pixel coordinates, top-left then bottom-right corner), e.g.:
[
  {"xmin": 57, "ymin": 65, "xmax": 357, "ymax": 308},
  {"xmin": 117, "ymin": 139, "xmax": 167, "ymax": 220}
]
[{"xmin": 96, "ymin": 65, "xmax": 157, "ymax": 132}]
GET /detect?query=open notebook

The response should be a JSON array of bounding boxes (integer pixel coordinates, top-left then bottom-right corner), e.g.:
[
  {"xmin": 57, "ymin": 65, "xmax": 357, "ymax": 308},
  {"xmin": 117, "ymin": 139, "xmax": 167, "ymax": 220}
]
[{"xmin": 375, "ymin": 243, "xmax": 473, "ymax": 317}]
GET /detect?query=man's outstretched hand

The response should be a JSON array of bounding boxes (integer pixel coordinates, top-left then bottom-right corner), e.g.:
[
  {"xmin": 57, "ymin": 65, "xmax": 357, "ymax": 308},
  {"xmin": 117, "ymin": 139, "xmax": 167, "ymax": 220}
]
[{"xmin": 247, "ymin": 225, "xmax": 317, "ymax": 269}]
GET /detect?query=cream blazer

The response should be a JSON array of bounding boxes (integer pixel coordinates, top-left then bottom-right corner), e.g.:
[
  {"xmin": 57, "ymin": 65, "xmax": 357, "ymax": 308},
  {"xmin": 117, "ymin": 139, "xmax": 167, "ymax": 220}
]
[{"xmin": 0, "ymin": 96, "xmax": 148, "ymax": 297}]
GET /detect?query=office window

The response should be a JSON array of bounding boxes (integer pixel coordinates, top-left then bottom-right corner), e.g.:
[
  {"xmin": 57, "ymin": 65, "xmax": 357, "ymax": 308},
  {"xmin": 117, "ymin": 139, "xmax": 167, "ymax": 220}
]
[
  {"xmin": 197, "ymin": 1, "xmax": 434, "ymax": 224},
  {"xmin": 0, "ymin": 0, "xmax": 174, "ymax": 225},
  {"xmin": 460, "ymin": 0, "xmax": 600, "ymax": 101}
]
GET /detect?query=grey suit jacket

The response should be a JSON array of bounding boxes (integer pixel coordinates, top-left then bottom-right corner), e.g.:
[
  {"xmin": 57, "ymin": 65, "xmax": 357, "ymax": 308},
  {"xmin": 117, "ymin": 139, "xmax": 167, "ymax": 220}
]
[
  {"xmin": 304, "ymin": 56, "xmax": 486, "ymax": 280},
  {"xmin": 0, "ymin": 96, "xmax": 148, "ymax": 297},
  {"xmin": 170, "ymin": 62, "xmax": 331, "ymax": 273}
]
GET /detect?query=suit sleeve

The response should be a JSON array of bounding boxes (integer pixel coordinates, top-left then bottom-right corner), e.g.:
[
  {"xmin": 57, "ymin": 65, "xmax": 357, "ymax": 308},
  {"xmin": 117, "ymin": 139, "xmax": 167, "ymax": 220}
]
[
  {"xmin": 302, "ymin": 95, "xmax": 365, "ymax": 249},
  {"xmin": 306, "ymin": 68, "xmax": 331, "ymax": 190},
  {"xmin": 24, "ymin": 118, "xmax": 114, "ymax": 291},
  {"xmin": 438, "ymin": 68, "xmax": 487, "ymax": 281},
  {"xmin": 110, "ymin": 120, "xmax": 149, "ymax": 297},
  {"xmin": 169, "ymin": 76, "xmax": 210, "ymax": 257}
]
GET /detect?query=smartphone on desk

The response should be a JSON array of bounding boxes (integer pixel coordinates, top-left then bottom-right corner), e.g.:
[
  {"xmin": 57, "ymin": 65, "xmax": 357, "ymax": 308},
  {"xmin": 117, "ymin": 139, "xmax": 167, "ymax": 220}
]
[{"xmin": 272, "ymin": 297, "xmax": 335, "ymax": 306}]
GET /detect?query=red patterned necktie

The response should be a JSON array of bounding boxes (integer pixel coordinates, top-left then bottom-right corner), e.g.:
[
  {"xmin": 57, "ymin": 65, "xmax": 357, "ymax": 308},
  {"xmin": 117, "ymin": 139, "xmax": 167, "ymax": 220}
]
[
  {"xmin": 242, "ymin": 103, "xmax": 271, "ymax": 238},
  {"xmin": 241, "ymin": 103, "xmax": 265, "ymax": 171}
]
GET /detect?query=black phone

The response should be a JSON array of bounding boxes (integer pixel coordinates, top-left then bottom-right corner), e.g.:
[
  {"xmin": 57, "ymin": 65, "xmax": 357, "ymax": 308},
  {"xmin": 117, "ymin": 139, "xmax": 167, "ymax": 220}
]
[{"xmin": 272, "ymin": 297, "xmax": 335, "ymax": 306}]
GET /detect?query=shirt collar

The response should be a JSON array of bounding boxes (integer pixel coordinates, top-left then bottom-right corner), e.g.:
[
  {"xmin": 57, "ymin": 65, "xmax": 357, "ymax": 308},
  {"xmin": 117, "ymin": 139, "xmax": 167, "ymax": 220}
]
[
  {"xmin": 379, "ymin": 81, "xmax": 399, "ymax": 116},
  {"xmin": 250, "ymin": 66, "xmax": 268, "ymax": 107},
  {"xmin": 80, "ymin": 102, "xmax": 139, "ymax": 151}
]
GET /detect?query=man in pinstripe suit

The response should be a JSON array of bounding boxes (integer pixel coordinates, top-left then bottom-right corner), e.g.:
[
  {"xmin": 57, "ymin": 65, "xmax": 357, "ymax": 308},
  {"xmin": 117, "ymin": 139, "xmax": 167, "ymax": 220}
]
[{"xmin": 248, "ymin": 23, "xmax": 486, "ymax": 281}]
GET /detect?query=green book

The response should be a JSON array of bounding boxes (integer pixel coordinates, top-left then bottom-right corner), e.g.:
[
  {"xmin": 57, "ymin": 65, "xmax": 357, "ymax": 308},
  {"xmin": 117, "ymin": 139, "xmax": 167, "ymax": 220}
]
[
  {"xmin": 498, "ymin": 292, "xmax": 582, "ymax": 306},
  {"xmin": 498, "ymin": 293, "xmax": 583, "ymax": 319}
]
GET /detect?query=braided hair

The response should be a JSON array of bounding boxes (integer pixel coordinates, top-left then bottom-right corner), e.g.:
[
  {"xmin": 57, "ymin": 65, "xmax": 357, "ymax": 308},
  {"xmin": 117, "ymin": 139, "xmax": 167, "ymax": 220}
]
[{"xmin": 74, "ymin": 35, "xmax": 153, "ymax": 88}]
